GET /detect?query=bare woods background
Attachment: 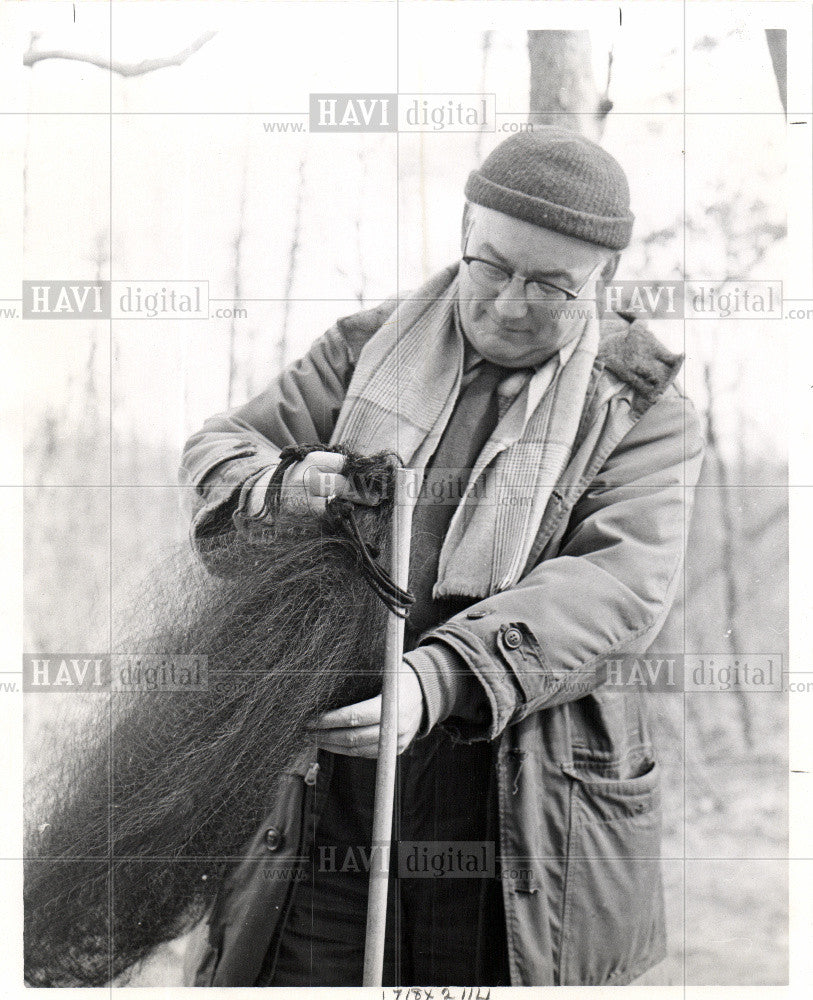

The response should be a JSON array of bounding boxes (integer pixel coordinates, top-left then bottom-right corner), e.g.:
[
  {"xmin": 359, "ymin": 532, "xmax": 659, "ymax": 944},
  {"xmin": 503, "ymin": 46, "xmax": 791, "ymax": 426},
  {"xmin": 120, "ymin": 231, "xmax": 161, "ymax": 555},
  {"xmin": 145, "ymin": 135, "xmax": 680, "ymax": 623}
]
[{"xmin": 18, "ymin": 3, "xmax": 788, "ymax": 986}]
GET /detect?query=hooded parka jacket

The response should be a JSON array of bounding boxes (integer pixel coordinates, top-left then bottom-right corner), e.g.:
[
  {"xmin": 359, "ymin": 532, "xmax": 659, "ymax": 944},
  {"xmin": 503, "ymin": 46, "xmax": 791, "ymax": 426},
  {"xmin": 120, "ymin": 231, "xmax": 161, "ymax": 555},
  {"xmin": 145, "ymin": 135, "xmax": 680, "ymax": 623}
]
[{"xmin": 178, "ymin": 294, "xmax": 704, "ymax": 987}]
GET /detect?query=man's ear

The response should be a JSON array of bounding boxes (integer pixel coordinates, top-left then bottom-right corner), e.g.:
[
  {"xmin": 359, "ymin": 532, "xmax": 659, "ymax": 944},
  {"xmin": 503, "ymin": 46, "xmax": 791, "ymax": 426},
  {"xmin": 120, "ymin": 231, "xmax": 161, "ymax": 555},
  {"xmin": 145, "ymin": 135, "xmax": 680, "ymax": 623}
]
[{"xmin": 600, "ymin": 252, "xmax": 621, "ymax": 283}]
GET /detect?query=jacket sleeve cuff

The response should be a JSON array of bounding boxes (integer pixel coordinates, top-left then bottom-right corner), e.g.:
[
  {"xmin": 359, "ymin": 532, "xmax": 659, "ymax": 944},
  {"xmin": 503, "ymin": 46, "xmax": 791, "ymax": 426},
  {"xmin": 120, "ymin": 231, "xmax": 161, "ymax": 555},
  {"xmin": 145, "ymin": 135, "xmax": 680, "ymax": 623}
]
[
  {"xmin": 185, "ymin": 455, "xmax": 273, "ymax": 541},
  {"xmin": 236, "ymin": 465, "xmax": 277, "ymax": 518},
  {"xmin": 405, "ymin": 642, "xmax": 492, "ymax": 740}
]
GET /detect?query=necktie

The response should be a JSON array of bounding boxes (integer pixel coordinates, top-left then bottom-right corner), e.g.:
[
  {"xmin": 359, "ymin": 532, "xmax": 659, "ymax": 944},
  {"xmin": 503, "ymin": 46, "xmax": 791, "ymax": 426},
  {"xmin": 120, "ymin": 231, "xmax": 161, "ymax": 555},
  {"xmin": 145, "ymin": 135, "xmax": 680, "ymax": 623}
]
[{"xmin": 406, "ymin": 362, "xmax": 514, "ymax": 642}]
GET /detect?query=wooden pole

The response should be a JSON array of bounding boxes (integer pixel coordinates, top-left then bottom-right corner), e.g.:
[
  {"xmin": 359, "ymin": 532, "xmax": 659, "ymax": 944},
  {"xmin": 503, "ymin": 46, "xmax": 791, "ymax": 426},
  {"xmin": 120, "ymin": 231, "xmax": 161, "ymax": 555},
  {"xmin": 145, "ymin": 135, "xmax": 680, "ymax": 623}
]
[{"xmin": 362, "ymin": 466, "xmax": 420, "ymax": 987}]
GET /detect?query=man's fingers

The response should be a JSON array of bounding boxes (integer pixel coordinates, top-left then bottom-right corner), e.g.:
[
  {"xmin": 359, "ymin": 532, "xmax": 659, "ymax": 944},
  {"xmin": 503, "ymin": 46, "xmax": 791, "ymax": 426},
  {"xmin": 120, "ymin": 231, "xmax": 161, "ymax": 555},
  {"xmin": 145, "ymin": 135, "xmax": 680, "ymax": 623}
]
[
  {"xmin": 301, "ymin": 452, "xmax": 349, "ymax": 498},
  {"xmin": 315, "ymin": 724, "xmax": 380, "ymax": 751},
  {"xmin": 303, "ymin": 467, "xmax": 349, "ymax": 499},
  {"xmin": 308, "ymin": 694, "xmax": 382, "ymax": 731},
  {"xmin": 302, "ymin": 451, "xmax": 346, "ymax": 472},
  {"xmin": 318, "ymin": 726, "xmax": 417, "ymax": 758},
  {"xmin": 280, "ymin": 452, "xmax": 350, "ymax": 512}
]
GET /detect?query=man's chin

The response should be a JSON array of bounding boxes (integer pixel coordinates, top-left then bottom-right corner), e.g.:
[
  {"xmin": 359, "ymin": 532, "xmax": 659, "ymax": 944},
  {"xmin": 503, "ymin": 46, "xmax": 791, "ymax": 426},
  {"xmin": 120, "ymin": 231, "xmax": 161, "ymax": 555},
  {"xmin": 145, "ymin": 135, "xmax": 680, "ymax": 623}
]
[{"xmin": 465, "ymin": 325, "xmax": 541, "ymax": 368}]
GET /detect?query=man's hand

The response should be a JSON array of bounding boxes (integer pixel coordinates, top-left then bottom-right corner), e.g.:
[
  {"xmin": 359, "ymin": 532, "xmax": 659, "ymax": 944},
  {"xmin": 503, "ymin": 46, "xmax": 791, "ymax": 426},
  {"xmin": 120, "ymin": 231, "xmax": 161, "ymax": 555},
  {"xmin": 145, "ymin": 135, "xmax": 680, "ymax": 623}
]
[
  {"xmin": 308, "ymin": 661, "xmax": 425, "ymax": 757},
  {"xmin": 281, "ymin": 450, "xmax": 349, "ymax": 514},
  {"xmin": 245, "ymin": 451, "xmax": 349, "ymax": 519}
]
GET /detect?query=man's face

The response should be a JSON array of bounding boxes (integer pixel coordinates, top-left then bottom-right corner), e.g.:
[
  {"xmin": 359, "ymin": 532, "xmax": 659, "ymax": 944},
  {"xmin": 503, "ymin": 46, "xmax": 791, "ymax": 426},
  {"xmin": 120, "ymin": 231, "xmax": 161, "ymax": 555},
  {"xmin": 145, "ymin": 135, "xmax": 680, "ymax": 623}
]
[{"xmin": 457, "ymin": 205, "xmax": 614, "ymax": 368}]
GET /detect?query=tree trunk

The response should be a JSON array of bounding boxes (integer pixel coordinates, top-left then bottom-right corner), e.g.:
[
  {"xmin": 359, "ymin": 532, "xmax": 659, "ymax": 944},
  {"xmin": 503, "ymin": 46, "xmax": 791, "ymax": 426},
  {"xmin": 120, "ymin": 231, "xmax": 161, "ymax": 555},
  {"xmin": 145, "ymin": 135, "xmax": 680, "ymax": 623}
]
[
  {"xmin": 764, "ymin": 29, "xmax": 787, "ymax": 114},
  {"xmin": 527, "ymin": 30, "xmax": 612, "ymax": 141}
]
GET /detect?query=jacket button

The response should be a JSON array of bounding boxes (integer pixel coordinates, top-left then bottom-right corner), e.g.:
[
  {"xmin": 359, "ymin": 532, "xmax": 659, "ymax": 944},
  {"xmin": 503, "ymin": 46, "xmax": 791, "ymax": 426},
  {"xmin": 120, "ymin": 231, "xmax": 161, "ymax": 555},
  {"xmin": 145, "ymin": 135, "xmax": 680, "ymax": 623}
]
[
  {"xmin": 264, "ymin": 827, "xmax": 284, "ymax": 852},
  {"xmin": 466, "ymin": 609, "xmax": 487, "ymax": 620},
  {"xmin": 503, "ymin": 627, "xmax": 523, "ymax": 649}
]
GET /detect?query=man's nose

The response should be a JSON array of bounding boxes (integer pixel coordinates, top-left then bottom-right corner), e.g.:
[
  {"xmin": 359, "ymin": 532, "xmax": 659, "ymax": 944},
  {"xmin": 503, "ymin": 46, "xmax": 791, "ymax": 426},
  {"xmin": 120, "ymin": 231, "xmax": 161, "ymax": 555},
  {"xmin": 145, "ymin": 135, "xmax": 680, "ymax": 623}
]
[{"xmin": 491, "ymin": 274, "xmax": 529, "ymax": 321}]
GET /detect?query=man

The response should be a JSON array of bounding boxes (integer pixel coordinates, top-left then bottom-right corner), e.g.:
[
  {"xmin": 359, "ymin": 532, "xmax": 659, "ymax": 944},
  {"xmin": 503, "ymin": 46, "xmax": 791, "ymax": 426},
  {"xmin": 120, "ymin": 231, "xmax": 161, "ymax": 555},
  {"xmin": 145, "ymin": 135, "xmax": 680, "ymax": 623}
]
[{"xmin": 179, "ymin": 129, "xmax": 704, "ymax": 987}]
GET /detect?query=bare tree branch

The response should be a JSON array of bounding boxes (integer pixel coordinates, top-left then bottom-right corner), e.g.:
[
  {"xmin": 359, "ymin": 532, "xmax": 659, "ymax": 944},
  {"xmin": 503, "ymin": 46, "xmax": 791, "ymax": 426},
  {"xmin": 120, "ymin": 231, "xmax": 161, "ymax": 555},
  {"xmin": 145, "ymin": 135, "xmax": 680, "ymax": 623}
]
[
  {"xmin": 353, "ymin": 148, "xmax": 369, "ymax": 306},
  {"xmin": 23, "ymin": 30, "xmax": 216, "ymax": 76},
  {"xmin": 764, "ymin": 29, "xmax": 787, "ymax": 114},
  {"xmin": 703, "ymin": 362, "xmax": 753, "ymax": 748},
  {"xmin": 277, "ymin": 157, "xmax": 307, "ymax": 373},
  {"xmin": 473, "ymin": 30, "xmax": 493, "ymax": 165},
  {"xmin": 226, "ymin": 156, "xmax": 249, "ymax": 409}
]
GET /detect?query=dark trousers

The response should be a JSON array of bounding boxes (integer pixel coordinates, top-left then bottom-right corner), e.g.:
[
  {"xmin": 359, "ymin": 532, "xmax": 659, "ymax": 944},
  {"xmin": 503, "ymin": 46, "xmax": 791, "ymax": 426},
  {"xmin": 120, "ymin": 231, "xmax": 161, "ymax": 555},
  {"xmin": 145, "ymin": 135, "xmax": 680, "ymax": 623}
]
[{"xmin": 261, "ymin": 728, "xmax": 510, "ymax": 986}]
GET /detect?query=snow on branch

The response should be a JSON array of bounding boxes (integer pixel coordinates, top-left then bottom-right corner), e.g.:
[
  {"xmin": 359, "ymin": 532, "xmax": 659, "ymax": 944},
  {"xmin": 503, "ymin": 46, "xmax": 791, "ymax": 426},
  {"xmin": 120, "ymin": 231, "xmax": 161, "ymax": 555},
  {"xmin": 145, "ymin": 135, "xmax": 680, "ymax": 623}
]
[{"xmin": 23, "ymin": 30, "xmax": 216, "ymax": 77}]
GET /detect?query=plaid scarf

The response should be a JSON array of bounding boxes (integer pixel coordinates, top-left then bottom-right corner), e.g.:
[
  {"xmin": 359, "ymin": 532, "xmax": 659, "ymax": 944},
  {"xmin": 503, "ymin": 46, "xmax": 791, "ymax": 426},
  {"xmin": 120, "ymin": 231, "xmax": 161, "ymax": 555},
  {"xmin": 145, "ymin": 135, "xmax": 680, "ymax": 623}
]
[{"xmin": 330, "ymin": 263, "xmax": 599, "ymax": 598}]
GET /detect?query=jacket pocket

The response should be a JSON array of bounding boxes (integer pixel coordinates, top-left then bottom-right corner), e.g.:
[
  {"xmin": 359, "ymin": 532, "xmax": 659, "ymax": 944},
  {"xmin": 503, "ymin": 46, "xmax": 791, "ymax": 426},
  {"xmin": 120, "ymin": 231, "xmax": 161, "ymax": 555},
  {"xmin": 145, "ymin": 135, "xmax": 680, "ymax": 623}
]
[{"xmin": 557, "ymin": 758, "xmax": 666, "ymax": 986}]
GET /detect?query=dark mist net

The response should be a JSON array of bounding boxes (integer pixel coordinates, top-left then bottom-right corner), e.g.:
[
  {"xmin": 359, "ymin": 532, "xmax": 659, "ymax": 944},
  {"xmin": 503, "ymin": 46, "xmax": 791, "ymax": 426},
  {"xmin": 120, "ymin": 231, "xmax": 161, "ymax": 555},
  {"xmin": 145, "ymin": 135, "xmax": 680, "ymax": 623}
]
[{"xmin": 24, "ymin": 449, "xmax": 403, "ymax": 987}]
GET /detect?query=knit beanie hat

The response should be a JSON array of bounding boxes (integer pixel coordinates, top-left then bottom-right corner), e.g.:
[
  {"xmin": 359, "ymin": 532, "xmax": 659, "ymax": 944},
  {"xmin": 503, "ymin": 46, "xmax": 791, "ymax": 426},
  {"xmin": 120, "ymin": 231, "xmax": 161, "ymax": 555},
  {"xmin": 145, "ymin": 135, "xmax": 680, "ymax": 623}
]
[{"xmin": 464, "ymin": 129, "xmax": 634, "ymax": 250}]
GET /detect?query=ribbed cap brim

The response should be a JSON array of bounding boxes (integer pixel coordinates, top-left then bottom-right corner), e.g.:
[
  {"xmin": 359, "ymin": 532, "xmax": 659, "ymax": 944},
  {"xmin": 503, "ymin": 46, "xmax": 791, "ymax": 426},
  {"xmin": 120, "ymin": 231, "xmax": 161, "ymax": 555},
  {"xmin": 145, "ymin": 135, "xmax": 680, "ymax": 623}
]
[{"xmin": 465, "ymin": 171, "xmax": 634, "ymax": 251}]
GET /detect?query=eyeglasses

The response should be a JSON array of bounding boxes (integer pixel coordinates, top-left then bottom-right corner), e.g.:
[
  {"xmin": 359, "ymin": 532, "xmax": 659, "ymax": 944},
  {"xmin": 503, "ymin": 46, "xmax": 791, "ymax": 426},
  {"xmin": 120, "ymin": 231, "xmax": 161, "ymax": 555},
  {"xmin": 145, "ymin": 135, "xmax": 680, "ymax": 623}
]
[{"xmin": 462, "ymin": 237, "xmax": 601, "ymax": 304}]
